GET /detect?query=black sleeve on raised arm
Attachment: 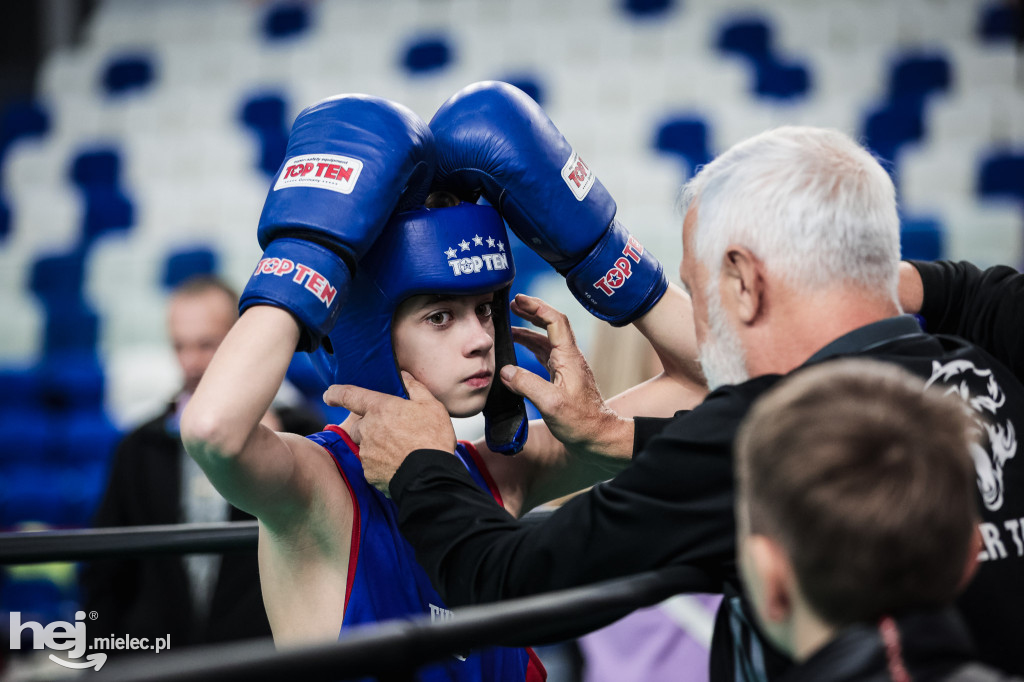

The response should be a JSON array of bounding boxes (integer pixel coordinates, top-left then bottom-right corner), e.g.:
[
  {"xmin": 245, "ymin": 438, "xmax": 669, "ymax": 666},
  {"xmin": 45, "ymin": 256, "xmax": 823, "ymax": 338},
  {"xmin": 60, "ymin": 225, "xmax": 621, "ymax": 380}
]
[{"xmin": 911, "ymin": 259, "xmax": 1024, "ymax": 381}]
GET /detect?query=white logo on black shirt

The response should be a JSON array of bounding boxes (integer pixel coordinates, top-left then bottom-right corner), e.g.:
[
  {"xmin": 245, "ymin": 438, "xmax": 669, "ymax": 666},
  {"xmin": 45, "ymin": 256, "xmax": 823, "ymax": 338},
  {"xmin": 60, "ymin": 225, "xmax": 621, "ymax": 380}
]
[{"xmin": 926, "ymin": 359, "xmax": 1017, "ymax": 513}]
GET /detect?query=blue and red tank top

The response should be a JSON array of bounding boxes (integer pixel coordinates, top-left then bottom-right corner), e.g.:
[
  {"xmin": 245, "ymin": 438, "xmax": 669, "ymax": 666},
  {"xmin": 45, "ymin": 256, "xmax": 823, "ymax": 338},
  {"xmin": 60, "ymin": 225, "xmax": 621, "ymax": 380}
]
[{"xmin": 306, "ymin": 425, "xmax": 545, "ymax": 682}]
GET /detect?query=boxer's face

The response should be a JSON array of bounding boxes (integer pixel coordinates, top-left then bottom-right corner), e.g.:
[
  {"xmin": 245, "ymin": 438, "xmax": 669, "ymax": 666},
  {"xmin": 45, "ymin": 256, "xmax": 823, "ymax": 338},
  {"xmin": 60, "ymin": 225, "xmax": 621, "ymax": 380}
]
[{"xmin": 392, "ymin": 292, "xmax": 496, "ymax": 418}]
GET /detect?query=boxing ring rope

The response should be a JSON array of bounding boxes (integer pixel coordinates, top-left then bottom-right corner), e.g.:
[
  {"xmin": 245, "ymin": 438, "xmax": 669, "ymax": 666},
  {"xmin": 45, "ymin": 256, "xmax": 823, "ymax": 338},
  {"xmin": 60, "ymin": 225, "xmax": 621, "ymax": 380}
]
[
  {"xmin": 84, "ymin": 565, "xmax": 704, "ymax": 682},
  {"xmin": 1, "ymin": 517, "xmax": 715, "ymax": 681},
  {"xmin": 0, "ymin": 521, "xmax": 260, "ymax": 564},
  {"xmin": 0, "ymin": 509, "xmax": 560, "ymax": 565}
]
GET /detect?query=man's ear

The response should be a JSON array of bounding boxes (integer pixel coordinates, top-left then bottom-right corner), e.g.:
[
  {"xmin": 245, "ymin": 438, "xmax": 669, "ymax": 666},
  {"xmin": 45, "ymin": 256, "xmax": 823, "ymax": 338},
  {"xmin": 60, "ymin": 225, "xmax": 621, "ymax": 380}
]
[
  {"xmin": 720, "ymin": 246, "xmax": 764, "ymax": 324},
  {"xmin": 747, "ymin": 534, "xmax": 795, "ymax": 624}
]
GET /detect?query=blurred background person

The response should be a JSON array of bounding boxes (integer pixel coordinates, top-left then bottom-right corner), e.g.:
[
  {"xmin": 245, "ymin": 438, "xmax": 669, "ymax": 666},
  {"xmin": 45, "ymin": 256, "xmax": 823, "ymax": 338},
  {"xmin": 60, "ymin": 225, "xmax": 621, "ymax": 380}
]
[{"xmin": 78, "ymin": 275, "xmax": 319, "ymax": 654}]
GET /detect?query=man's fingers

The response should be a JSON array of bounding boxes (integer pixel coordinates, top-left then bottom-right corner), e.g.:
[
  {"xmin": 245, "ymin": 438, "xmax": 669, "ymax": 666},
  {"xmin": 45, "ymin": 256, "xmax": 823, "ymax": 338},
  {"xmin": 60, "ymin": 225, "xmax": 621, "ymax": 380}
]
[
  {"xmin": 499, "ymin": 365, "xmax": 558, "ymax": 409},
  {"xmin": 512, "ymin": 326, "xmax": 552, "ymax": 362},
  {"xmin": 512, "ymin": 294, "xmax": 577, "ymax": 349},
  {"xmin": 510, "ymin": 294, "xmax": 543, "ymax": 322},
  {"xmin": 323, "ymin": 384, "xmax": 388, "ymax": 416},
  {"xmin": 401, "ymin": 370, "xmax": 436, "ymax": 403}
]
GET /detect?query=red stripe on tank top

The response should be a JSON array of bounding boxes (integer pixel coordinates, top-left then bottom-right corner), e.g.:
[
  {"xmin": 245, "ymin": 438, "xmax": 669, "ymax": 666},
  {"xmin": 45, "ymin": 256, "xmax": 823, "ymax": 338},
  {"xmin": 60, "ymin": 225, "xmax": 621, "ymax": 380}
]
[
  {"xmin": 460, "ymin": 440, "xmax": 504, "ymax": 507},
  {"xmin": 323, "ymin": 424, "xmax": 362, "ymax": 616}
]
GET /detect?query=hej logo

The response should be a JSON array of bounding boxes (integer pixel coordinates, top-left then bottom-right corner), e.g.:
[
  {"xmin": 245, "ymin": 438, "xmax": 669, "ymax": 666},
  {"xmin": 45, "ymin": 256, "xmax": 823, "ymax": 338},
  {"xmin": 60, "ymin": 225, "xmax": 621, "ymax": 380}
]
[{"xmin": 9, "ymin": 610, "xmax": 107, "ymax": 671}]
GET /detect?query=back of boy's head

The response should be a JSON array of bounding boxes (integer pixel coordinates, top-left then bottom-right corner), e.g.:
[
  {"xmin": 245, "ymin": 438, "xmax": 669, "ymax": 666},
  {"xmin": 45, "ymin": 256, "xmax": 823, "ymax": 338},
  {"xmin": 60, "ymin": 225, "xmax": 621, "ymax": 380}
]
[{"xmin": 734, "ymin": 359, "xmax": 979, "ymax": 627}]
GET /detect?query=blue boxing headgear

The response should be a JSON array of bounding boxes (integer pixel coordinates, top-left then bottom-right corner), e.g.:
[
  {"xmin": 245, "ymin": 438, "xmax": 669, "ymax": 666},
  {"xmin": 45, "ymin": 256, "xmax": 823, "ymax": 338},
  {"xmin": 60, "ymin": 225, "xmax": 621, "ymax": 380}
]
[{"xmin": 314, "ymin": 202, "xmax": 528, "ymax": 454}]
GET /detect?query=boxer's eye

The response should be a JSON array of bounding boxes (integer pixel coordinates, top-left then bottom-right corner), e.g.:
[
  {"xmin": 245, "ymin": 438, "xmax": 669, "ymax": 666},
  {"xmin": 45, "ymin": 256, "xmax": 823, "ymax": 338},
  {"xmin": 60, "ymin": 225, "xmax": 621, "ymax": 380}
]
[
  {"xmin": 426, "ymin": 311, "xmax": 453, "ymax": 326},
  {"xmin": 476, "ymin": 302, "xmax": 493, "ymax": 319}
]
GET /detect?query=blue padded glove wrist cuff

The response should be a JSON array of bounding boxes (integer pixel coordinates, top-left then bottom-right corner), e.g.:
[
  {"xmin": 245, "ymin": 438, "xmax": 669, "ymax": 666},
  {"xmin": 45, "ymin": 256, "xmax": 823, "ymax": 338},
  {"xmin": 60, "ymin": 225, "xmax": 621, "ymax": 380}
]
[
  {"xmin": 239, "ymin": 238, "xmax": 352, "ymax": 352},
  {"xmin": 565, "ymin": 220, "xmax": 668, "ymax": 326}
]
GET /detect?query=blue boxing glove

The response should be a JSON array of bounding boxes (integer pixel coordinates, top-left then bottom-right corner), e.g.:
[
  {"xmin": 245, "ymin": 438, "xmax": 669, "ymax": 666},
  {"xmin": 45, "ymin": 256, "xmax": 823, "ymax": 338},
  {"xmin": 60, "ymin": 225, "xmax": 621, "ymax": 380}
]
[
  {"xmin": 429, "ymin": 81, "xmax": 666, "ymax": 326},
  {"xmin": 240, "ymin": 95, "xmax": 434, "ymax": 351}
]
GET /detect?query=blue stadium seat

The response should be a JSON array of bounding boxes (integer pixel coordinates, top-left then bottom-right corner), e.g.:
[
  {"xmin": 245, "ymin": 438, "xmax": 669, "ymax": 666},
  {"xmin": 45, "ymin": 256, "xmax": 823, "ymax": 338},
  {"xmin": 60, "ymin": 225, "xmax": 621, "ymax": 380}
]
[
  {"xmin": 70, "ymin": 148, "xmax": 122, "ymax": 188},
  {"xmin": 262, "ymin": 2, "xmax": 311, "ymax": 40},
  {"xmin": 755, "ymin": 58, "xmax": 811, "ymax": 100},
  {"xmin": 239, "ymin": 92, "xmax": 289, "ymax": 176},
  {"xmin": 68, "ymin": 147, "xmax": 135, "ymax": 242},
  {"xmin": 1, "ymin": 466, "xmax": 65, "ymax": 526},
  {"xmin": 0, "ymin": 367, "xmax": 42, "ymax": 408},
  {"xmin": 497, "ymin": 75, "xmax": 545, "ymax": 106},
  {"xmin": 621, "ymin": 0, "xmax": 675, "ymax": 19},
  {"xmin": 162, "ymin": 247, "xmax": 218, "ymax": 290},
  {"xmin": 241, "ymin": 94, "xmax": 287, "ymax": 130},
  {"xmin": 402, "ymin": 34, "xmax": 453, "ymax": 74},
  {"xmin": 59, "ymin": 463, "xmax": 111, "ymax": 525},
  {"xmin": 716, "ymin": 16, "xmax": 774, "ymax": 62},
  {"xmin": 40, "ymin": 302, "xmax": 100, "ymax": 356},
  {"xmin": 0, "ymin": 409, "xmax": 56, "ymax": 464},
  {"xmin": 900, "ymin": 216, "xmax": 945, "ymax": 261},
  {"xmin": 978, "ymin": 2, "xmax": 1021, "ymax": 42},
  {"xmin": 82, "ymin": 185, "xmax": 134, "ymax": 243},
  {"xmin": 0, "ymin": 99, "xmax": 49, "ymax": 162},
  {"xmin": 38, "ymin": 351, "xmax": 105, "ymax": 410},
  {"xmin": 977, "ymin": 152, "xmax": 1024, "ymax": 202},
  {"xmin": 101, "ymin": 53, "xmax": 156, "ymax": 96},
  {"xmin": 60, "ymin": 412, "xmax": 121, "ymax": 466},
  {"xmin": 30, "ymin": 250, "xmax": 86, "ymax": 304},
  {"xmin": 889, "ymin": 53, "xmax": 951, "ymax": 103},
  {"xmin": 653, "ymin": 115, "xmax": 713, "ymax": 177},
  {"xmin": 863, "ymin": 97, "xmax": 925, "ymax": 165}
]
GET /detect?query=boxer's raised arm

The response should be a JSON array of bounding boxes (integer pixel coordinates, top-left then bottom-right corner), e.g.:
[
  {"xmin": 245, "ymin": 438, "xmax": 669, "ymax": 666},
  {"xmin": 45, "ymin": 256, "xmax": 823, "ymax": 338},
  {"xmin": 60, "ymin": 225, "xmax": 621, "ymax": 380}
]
[{"xmin": 181, "ymin": 306, "xmax": 324, "ymax": 528}]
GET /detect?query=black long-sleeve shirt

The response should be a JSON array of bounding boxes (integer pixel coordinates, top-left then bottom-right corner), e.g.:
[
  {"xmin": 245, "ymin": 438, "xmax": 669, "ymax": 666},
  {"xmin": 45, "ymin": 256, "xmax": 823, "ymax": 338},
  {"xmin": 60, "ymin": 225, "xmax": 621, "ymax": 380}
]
[
  {"xmin": 392, "ymin": 273, "xmax": 1024, "ymax": 680},
  {"xmin": 911, "ymin": 259, "xmax": 1024, "ymax": 382}
]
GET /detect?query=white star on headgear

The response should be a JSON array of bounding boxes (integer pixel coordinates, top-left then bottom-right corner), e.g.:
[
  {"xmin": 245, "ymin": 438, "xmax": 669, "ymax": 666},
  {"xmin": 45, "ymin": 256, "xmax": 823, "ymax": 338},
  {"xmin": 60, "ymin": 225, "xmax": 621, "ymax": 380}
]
[
  {"xmin": 497, "ymin": 241, "xmax": 505, "ymax": 252},
  {"xmin": 472, "ymin": 234, "xmax": 484, "ymax": 246},
  {"xmin": 486, "ymin": 236, "xmax": 495, "ymax": 248},
  {"xmin": 459, "ymin": 239, "xmax": 471, "ymax": 251},
  {"xmin": 445, "ymin": 247, "xmax": 458, "ymax": 259}
]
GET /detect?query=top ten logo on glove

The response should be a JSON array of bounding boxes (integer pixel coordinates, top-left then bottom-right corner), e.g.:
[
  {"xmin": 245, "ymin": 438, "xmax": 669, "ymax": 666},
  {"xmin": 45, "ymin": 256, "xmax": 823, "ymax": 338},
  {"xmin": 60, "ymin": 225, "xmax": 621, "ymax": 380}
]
[{"xmin": 274, "ymin": 154, "xmax": 364, "ymax": 194}]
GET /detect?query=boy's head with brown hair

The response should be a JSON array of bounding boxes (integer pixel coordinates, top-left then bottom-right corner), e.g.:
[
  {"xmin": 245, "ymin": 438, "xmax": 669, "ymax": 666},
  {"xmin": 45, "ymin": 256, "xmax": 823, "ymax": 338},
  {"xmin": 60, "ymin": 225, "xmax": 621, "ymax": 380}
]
[{"xmin": 734, "ymin": 359, "xmax": 980, "ymax": 660}]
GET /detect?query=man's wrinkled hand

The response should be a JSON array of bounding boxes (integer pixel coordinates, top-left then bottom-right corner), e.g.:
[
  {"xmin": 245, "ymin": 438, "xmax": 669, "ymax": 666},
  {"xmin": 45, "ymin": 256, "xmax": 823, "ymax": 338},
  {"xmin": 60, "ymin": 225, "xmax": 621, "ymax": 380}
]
[
  {"xmin": 323, "ymin": 372, "xmax": 455, "ymax": 488},
  {"xmin": 505, "ymin": 294, "xmax": 632, "ymax": 458}
]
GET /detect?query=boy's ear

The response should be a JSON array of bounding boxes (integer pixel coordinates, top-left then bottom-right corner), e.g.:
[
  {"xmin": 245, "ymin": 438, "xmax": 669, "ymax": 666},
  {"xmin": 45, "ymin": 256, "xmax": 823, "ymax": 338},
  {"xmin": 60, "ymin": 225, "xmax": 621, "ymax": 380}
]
[
  {"xmin": 747, "ymin": 534, "xmax": 795, "ymax": 624},
  {"xmin": 958, "ymin": 524, "xmax": 983, "ymax": 591}
]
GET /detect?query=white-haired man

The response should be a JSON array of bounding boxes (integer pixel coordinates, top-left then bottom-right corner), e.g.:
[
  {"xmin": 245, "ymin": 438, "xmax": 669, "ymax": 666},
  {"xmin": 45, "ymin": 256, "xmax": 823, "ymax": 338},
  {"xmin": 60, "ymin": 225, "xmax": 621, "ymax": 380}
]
[{"xmin": 331, "ymin": 126, "xmax": 1024, "ymax": 679}]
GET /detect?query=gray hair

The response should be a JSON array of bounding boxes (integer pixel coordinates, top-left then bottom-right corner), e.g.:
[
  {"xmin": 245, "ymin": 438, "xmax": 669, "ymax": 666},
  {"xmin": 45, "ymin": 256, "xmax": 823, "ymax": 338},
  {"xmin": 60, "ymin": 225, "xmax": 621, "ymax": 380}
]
[{"xmin": 679, "ymin": 127, "xmax": 900, "ymax": 301}]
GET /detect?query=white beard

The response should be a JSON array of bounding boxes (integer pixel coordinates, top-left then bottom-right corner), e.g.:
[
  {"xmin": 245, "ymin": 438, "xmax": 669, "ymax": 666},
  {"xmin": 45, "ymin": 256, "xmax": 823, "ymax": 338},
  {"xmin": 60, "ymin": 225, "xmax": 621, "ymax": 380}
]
[{"xmin": 698, "ymin": 285, "xmax": 750, "ymax": 391}]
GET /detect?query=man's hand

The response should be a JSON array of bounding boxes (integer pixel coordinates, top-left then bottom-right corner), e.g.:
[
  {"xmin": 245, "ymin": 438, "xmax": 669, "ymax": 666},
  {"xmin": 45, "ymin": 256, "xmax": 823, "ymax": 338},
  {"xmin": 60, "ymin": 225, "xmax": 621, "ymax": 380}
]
[
  {"xmin": 505, "ymin": 294, "xmax": 634, "ymax": 459},
  {"xmin": 323, "ymin": 372, "xmax": 455, "ymax": 488}
]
